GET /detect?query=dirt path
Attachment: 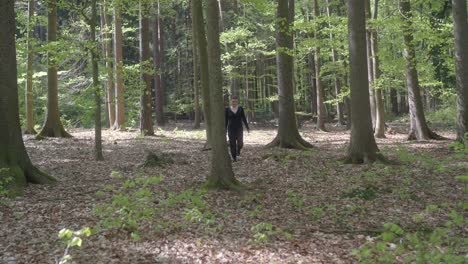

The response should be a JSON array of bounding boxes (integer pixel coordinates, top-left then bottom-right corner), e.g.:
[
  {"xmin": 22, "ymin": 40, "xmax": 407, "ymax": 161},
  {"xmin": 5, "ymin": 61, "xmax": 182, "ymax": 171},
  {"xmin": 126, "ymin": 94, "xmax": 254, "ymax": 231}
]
[{"xmin": 0, "ymin": 123, "xmax": 464, "ymax": 263}]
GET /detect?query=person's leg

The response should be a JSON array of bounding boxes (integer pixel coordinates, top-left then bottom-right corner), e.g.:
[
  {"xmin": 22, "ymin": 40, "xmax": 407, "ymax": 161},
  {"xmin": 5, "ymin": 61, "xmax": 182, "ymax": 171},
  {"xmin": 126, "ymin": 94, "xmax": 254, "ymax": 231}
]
[
  {"xmin": 228, "ymin": 129, "xmax": 237, "ymax": 161},
  {"xmin": 237, "ymin": 129, "xmax": 244, "ymax": 156}
]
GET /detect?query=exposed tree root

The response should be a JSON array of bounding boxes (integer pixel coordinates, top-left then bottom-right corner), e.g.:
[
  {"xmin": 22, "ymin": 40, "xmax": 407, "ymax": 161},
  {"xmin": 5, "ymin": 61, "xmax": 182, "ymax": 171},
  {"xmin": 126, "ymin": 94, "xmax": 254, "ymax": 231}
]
[
  {"xmin": 203, "ymin": 178, "xmax": 244, "ymax": 192},
  {"xmin": 344, "ymin": 152, "xmax": 388, "ymax": 164},
  {"xmin": 23, "ymin": 128, "xmax": 37, "ymax": 135},
  {"xmin": 407, "ymin": 129, "xmax": 447, "ymax": 141},
  {"xmin": 265, "ymin": 135, "xmax": 313, "ymax": 150},
  {"xmin": 36, "ymin": 126, "xmax": 72, "ymax": 139}
]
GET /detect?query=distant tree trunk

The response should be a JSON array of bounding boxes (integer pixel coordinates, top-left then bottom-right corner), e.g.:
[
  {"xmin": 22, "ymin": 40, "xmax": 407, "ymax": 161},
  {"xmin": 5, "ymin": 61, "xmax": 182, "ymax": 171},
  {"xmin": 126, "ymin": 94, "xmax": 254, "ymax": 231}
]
[
  {"xmin": 0, "ymin": 0, "xmax": 55, "ymax": 191},
  {"xmin": 153, "ymin": 0, "xmax": 165, "ymax": 126},
  {"xmin": 204, "ymin": 0, "xmax": 240, "ymax": 190},
  {"xmin": 90, "ymin": 0, "xmax": 103, "ymax": 160},
  {"xmin": 139, "ymin": 2, "xmax": 154, "ymax": 136},
  {"xmin": 101, "ymin": 2, "xmax": 115, "ymax": 128},
  {"xmin": 365, "ymin": 0, "xmax": 376, "ymax": 129},
  {"xmin": 345, "ymin": 0, "xmax": 383, "ymax": 163},
  {"xmin": 452, "ymin": 0, "xmax": 468, "ymax": 144},
  {"xmin": 308, "ymin": 53, "xmax": 317, "ymax": 115},
  {"xmin": 390, "ymin": 88, "xmax": 399, "ymax": 115},
  {"xmin": 37, "ymin": 0, "xmax": 72, "ymax": 138},
  {"xmin": 267, "ymin": 0, "xmax": 312, "ymax": 149},
  {"xmin": 192, "ymin": 0, "xmax": 212, "ymax": 148},
  {"xmin": 400, "ymin": 0, "xmax": 442, "ymax": 141},
  {"xmin": 24, "ymin": 0, "xmax": 36, "ymax": 135},
  {"xmin": 325, "ymin": 0, "xmax": 344, "ymax": 125},
  {"xmin": 371, "ymin": 0, "xmax": 385, "ymax": 138},
  {"xmin": 313, "ymin": 0, "xmax": 326, "ymax": 131},
  {"xmin": 113, "ymin": 7, "xmax": 125, "ymax": 130},
  {"xmin": 191, "ymin": 2, "xmax": 201, "ymax": 129}
]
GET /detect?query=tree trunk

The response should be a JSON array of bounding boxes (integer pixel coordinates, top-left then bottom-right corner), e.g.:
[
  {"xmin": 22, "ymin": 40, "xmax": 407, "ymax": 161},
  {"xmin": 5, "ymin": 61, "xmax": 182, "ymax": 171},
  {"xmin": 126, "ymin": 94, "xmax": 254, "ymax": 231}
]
[
  {"xmin": 24, "ymin": 0, "xmax": 36, "ymax": 135},
  {"xmin": 365, "ymin": 0, "xmax": 376, "ymax": 129},
  {"xmin": 313, "ymin": 0, "xmax": 326, "ymax": 131},
  {"xmin": 325, "ymin": 0, "xmax": 344, "ymax": 125},
  {"xmin": 139, "ymin": 2, "xmax": 154, "ymax": 136},
  {"xmin": 153, "ymin": 0, "xmax": 165, "ymax": 126},
  {"xmin": 191, "ymin": 1, "xmax": 201, "ymax": 129},
  {"xmin": 400, "ymin": 0, "xmax": 442, "ymax": 141},
  {"xmin": 390, "ymin": 88, "xmax": 399, "ymax": 115},
  {"xmin": 345, "ymin": 0, "xmax": 383, "ymax": 163},
  {"xmin": 90, "ymin": 0, "xmax": 103, "ymax": 160},
  {"xmin": 452, "ymin": 0, "xmax": 468, "ymax": 144},
  {"xmin": 192, "ymin": 0, "xmax": 212, "ymax": 149},
  {"xmin": 37, "ymin": 0, "xmax": 71, "ymax": 138},
  {"xmin": 101, "ymin": 1, "xmax": 115, "ymax": 128},
  {"xmin": 308, "ymin": 53, "xmax": 317, "ymax": 115},
  {"xmin": 204, "ymin": 0, "xmax": 240, "ymax": 190},
  {"xmin": 113, "ymin": 7, "xmax": 125, "ymax": 130},
  {"xmin": 267, "ymin": 0, "xmax": 312, "ymax": 149},
  {"xmin": 0, "ymin": 0, "xmax": 55, "ymax": 192},
  {"xmin": 371, "ymin": 0, "xmax": 385, "ymax": 138}
]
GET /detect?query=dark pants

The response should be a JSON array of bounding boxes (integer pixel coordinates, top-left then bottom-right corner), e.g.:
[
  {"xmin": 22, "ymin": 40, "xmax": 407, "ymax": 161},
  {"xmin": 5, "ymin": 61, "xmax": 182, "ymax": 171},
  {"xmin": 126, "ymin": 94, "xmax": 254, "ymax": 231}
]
[{"xmin": 228, "ymin": 128, "xmax": 243, "ymax": 160}]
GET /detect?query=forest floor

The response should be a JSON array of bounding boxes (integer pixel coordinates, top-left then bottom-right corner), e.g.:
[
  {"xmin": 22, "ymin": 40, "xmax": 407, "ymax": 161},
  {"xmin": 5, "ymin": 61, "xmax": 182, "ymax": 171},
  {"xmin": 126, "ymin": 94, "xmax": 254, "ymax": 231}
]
[{"xmin": 0, "ymin": 121, "xmax": 466, "ymax": 263}]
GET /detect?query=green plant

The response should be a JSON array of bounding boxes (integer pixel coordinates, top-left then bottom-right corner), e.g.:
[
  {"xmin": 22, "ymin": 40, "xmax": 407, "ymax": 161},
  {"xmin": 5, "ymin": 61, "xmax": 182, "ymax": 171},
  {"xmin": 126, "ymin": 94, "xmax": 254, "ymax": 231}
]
[
  {"xmin": 250, "ymin": 222, "xmax": 292, "ymax": 244},
  {"xmin": 286, "ymin": 191, "xmax": 306, "ymax": 209},
  {"xmin": 310, "ymin": 206, "xmax": 326, "ymax": 221},
  {"xmin": 58, "ymin": 227, "xmax": 92, "ymax": 264}
]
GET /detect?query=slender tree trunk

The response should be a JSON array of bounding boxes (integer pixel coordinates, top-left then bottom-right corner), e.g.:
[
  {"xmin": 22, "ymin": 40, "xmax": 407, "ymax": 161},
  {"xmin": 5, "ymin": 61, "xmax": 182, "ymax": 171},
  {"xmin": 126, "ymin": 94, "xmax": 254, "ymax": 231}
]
[
  {"xmin": 191, "ymin": 1, "xmax": 201, "ymax": 129},
  {"xmin": 267, "ymin": 0, "xmax": 312, "ymax": 149},
  {"xmin": 452, "ymin": 0, "xmax": 468, "ymax": 144},
  {"xmin": 204, "ymin": 0, "xmax": 239, "ymax": 190},
  {"xmin": 37, "ymin": 0, "xmax": 71, "ymax": 138},
  {"xmin": 24, "ymin": 0, "xmax": 36, "ymax": 134},
  {"xmin": 308, "ymin": 53, "xmax": 318, "ymax": 115},
  {"xmin": 345, "ymin": 0, "xmax": 383, "ymax": 163},
  {"xmin": 139, "ymin": 2, "xmax": 154, "ymax": 136},
  {"xmin": 0, "ymin": 0, "xmax": 55, "ymax": 192},
  {"xmin": 113, "ymin": 7, "xmax": 125, "ymax": 130},
  {"xmin": 325, "ymin": 0, "xmax": 344, "ymax": 125},
  {"xmin": 192, "ymin": 0, "xmax": 212, "ymax": 149},
  {"xmin": 313, "ymin": 0, "xmax": 326, "ymax": 131},
  {"xmin": 390, "ymin": 88, "xmax": 399, "ymax": 115},
  {"xmin": 371, "ymin": 0, "xmax": 385, "ymax": 138},
  {"xmin": 153, "ymin": 0, "xmax": 165, "ymax": 126},
  {"xmin": 400, "ymin": 0, "xmax": 442, "ymax": 141},
  {"xmin": 89, "ymin": 0, "xmax": 103, "ymax": 160},
  {"xmin": 365, "ymin": 0, "xmax": 376, "ymax": 129},
  {"xmin": 101, "ymin": 2, "xmax": 115, "ymax": 128}
]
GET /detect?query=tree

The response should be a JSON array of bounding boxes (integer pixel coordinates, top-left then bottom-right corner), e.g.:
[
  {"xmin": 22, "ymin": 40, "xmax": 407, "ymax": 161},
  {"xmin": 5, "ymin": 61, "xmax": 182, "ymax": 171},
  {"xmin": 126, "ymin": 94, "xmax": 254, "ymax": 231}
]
[
  {"xmin": 345, "ymin": 0, "xmax": 383, "ymax": 163},
  {"xmin": 101, "ymin": 1, "xmax": 115, "ymax": 128},
  {"xmin": 0, "ymin": 0, "xmax": 55, "ymax": 192},
  {"xmin": 400, "ymin": 0, "xmax": 442, "ymax": 141},
  {"xmin": 204, "ymin": 0, "xmax": 240, "ymax": 189},
  {"xmin": 24, "ymin": 0, "xmax": 36, "ymax": 135},
  {"xmin": 113, "ymin": 4, "xmax": 125, "ymax": 130},
  {"xmin": 452, "ymin": 0, "xmax": 468, "ymax": 144},
  {"xmin": 140, "ymin": 1, "xmax": 155, "ymax": 136},
  {"xmin": 266, "ymin": 0, "xmax": 312, "ymax": 149},
  {"xmin": 153, "ymin": 0, "xmax": 165, "ymax": 126},
  {"xmin": 37, "ymin": 0, "xmax": 72, "ymax": 138},
  {"xmin": 313, "ymin": 0, "xmax": 327, "ymax": 131},
  {"xmin": 191, "ymin": 0, "xmax": 212, "ymax": 149},
  {"xmin": 191, "ymin": 0, "xmax": 201, "ymax": 129}
]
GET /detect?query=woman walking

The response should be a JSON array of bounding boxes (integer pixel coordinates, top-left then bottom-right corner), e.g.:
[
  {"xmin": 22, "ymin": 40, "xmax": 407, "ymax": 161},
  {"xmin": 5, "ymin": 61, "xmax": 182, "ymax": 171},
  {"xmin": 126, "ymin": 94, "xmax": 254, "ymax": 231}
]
[{"xmin": 225, "ymin": 96, "xmax": 250, "ymax": 161}]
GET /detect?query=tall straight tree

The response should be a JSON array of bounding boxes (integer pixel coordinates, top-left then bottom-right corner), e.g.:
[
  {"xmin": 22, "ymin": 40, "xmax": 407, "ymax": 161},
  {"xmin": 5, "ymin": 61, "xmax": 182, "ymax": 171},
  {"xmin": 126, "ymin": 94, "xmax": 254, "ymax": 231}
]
[
  {"xmin": 204, "ymin": 0, "xmax": 240, "ymax": 189},
  {"xmin": 37, "ymin": 0, "xmax": 72, "ymax": 138},
  {"xmin": 400, "ymin": 0, "xmax": 442, "ymax": 141},
  {"xmin": 113, "ymin": 4, "xmax": 125, "ymax": 130},
  {"xmin": 191, "ymin": 0, "xmax": 212, "ymax": 149},
  {"xmin": 365, "ymin": 0, "xmax": 376, "ymax": 129},
  {"xmin": 452, "ymin": 0, "xmax": 468, "ymax": 144},
  {"xmin": 0, "ymin": 0, "xmax": 55, "ymax": 191},
  {"xmin": 267, "ymin": 0, "xmax": 312, "ymax": 149},
  {"xmin": 101, "ymin": 1, "xmax": 115, "ymax": 128},
  {"xmin": 140, "ymin": 1, "xmax": 154, "ymax": 136},
  {"xmin": 89, "ymin": 0, "xmax": 103, "ymax": 160},
  {"xmin": 345, "ymin": 0, "xmax": 382, "ymax": 163},
  {"xmin": 313, "ymin": 0, "xmax": 327, "ymax": 131},
  {"xmin": 153, "ymin": 0, "xmax": 165, "ymax": 126},
  {"xmin": 191, "ymin": 0, "xmax": 201, "ymax": 129},
  {"xmin": 24, "ymin": 0, "xmax": 36, "ymax": 134}
]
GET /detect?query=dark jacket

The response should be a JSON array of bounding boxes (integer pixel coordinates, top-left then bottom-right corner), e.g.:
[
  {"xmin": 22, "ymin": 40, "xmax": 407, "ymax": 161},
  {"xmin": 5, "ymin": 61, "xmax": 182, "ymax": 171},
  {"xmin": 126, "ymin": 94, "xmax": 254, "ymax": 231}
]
[{"xmin": 225, "ymin": 106, "xmax": 249, "ymax": 132}]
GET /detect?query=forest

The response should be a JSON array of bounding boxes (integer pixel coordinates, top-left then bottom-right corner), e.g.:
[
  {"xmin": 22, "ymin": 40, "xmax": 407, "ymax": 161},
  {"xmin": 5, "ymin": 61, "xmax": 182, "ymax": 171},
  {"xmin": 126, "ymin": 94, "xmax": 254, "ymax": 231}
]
[{"xmin": 0, "ymin": 0, "xmax": 467, "ymax": 262}]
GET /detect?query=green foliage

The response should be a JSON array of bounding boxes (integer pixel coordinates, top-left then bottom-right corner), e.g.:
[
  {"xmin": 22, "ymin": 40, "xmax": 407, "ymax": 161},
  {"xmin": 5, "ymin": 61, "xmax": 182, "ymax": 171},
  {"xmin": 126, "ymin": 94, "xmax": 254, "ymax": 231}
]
[
  {"xmin": 286, "ymin": 191, "xmax": 306, "ymax": 209},
  {"xmin": 250, "ymin": 222, "xmax": 292, "ymax": 244},
  {"xmin": 58, "ymin": 227, "xmax": 92, "ymax": 264},
  {"xmin": 0, "ymin": 173, "xmax": 14, "ymax": 204},
  {"xmin": 426, "ymin": 101, "xmax": 457, "ymax": 128}
]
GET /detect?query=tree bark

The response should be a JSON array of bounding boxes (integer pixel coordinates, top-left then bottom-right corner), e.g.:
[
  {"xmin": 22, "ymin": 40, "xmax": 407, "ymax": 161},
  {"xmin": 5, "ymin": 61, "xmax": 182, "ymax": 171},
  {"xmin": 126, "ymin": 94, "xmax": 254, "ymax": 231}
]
[
  {"xmin": 37, "ymin": 0, "xmax": 71, "ymax": 138},
  {"xmin": 101, "ymin": 1, "xmax": 115, "ymax": 128},
  {"xmin": 452, "ymin": 0, "xmax": 468, "ymax": 144},
  {"xmin": 113, "ymin": 7, "xmax": 125, "ymax": 130},
  {"xmin": 308, "ymin": 53, "xmax": 318, "ymax": 115},
  {"xmin": 191, "ymin": 1, "xmax": 201, "ymax": 129},
  {"xmin": 400, "ymin": 0, "xmax": 442, "ymax": 141},
  {"xmin": 139, "ymin": 1, "xmax": 154, "ymax": 136},
  {"xmin": 267, "ymin": 0, "xmax": 312, "ymax": 149},
  {"xmin": 204, "ymin": 0, "xmax": 240, "ymax": 190},
  {"xmin": 24, "ymin": 0, "xmax": 36, "ymax": 134},
  {"xmin": 365, "ymin": 0, "xmax": 376, "ymax": 129},
  {"xmin": 153, "ymin": 0, "xmax": 165, "ymax": 126},
  {"xmin": 313, "ymin": 0, "xmax": 327, "ymax": 131},
  {"xmin": 0, "ymin": 0, "xmax": 55, "ymax": 192},
  {"xmin": 390, "ymin": 88, "xmax": 399, "ymax": 115},
  {"xmin": 345, "ymin": 0, "xmax": 383, "ymax": 163},
  {"xmin": 371, "ymin": 0, "xmax": 385, "ymax": 138},
  {"xmin": 191, "ymin": 0, "xmax": 212, "ymax": 149}
]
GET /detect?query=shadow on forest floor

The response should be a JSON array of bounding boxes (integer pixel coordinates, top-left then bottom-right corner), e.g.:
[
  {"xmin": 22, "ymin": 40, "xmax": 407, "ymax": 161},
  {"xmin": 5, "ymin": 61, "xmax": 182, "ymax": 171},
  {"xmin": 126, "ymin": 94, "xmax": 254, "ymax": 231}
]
[{"xmin": 0, "ymin": 122, "xmax": 465, "ymax": 263}]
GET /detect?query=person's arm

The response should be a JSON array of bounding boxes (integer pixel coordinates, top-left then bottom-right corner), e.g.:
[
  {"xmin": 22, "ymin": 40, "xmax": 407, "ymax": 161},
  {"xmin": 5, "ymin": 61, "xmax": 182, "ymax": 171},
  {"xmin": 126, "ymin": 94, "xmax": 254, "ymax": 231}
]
[{"xmin": 241, "ymin": 107, "xmax": 250, "ymax": 132}]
